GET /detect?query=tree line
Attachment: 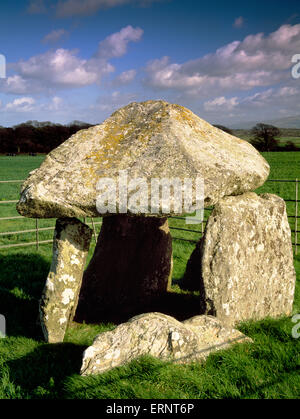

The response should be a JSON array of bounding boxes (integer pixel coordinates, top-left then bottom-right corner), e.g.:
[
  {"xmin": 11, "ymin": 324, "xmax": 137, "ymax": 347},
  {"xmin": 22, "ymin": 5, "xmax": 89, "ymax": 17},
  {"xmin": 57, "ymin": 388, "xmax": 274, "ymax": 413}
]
[
  {"xmin": 0, "ymin": 120, "xmax": 299, "ymax": 154},
  {"xmin": 0, "ymin": 120, "xmax": 94, "ymax": 154}
]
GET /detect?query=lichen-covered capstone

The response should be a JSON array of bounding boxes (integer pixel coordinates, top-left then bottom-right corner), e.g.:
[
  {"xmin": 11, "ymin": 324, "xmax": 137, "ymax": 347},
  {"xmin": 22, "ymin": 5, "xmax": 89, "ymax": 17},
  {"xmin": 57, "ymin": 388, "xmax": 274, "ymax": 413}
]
[
  {"xmin": 39, "ymin": 218, "xmax": 92, "ymax": 343},
  {"xmin": 183, "ymin": 192, "xmax": 296, "ymax": 326},
  {"xmin": 75, "ymin": 215, "xmax": 173, "ymax": 323},
  {"xmin": 17, "ymin": 100, "xmax": 269, "ymax": 218},
  {"xmin": 80, "ymin": 312, "xmax": 251, "ymax": 375}
]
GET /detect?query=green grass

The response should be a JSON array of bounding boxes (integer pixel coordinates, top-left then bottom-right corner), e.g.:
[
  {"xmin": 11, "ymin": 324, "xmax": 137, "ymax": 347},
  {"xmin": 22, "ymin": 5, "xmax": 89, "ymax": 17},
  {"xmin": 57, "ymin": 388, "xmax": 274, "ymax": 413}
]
[
  {"xmin": 278, "ymin": 137, "xmax": 300, "ymax": 145},
  {"xmin": 0, "ymin": 153, "xmax": 300, "ymax": 399}
]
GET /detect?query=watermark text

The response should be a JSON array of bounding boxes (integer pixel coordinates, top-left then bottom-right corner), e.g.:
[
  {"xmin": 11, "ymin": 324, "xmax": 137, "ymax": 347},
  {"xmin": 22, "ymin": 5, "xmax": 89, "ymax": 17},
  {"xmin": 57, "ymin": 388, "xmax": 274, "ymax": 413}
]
[
  {"xmin": 96, "ymin": 170, "xmax": 204, "ymax": 224},
  {"xmin": 291, "ymin": 54, "xmax": 300, "ymax": 79},
  {"xmin": 292, "ymin": 314, "xmax": 300, "ymax": 339},
  {"xmin": 0, "ymin": 314, "xmax": 6, "ymax": 338}
]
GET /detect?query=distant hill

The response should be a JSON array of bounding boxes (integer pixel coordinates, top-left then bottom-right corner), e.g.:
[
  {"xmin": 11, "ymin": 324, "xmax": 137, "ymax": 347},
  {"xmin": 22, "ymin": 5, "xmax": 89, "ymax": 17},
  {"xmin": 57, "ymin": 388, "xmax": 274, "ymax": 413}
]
[
  {"xmin": 264, "ymin": 115, "xmax": 300, "ymax": 129},
  {"xmin": 230, "ymin": 115, "xmax": 300, "ymax": 130},
  {"xmin": 233, "ymin": 127, "xmax": 300, "ymax": 139}
]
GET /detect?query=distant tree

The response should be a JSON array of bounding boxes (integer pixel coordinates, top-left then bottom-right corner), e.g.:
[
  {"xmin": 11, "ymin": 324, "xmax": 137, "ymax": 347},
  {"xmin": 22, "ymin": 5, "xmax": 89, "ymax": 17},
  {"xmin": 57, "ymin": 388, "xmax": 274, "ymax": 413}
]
[
  {"xmin": 68, "ymin": 120, "xmax": 92, "ymax": 127},
  {"xmin": 213, "ymin": 125, "xmax": 233, "ymax": 135},
  {"xmin": 284, "ymin": 140, "xmax": 299, "ymax": 151},
  {"xmin": 0, "ymin": 120, "xmax": 95, "ymax": 154},
  {"xmin": 250, "ymin": 123, "xmax": 281, "ymax": 151},
  {"xmin": 0, "ymin": 127, "xmax": 16, "ymax": 153}
]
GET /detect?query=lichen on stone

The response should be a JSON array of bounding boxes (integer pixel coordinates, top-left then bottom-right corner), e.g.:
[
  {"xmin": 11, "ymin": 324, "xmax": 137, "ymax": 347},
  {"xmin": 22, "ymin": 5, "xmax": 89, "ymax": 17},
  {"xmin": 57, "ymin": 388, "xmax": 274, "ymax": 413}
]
[{"xmin": 16, "ymin": 100, "xmax": 270, "ymax": 219}]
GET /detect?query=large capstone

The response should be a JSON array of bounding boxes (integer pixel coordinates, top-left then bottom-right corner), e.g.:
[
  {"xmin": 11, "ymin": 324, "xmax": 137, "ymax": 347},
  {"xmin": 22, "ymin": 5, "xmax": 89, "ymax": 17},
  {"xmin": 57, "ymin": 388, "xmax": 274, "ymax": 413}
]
[
  {"xmin": 80, "ymin": 312, "xmax": 251, "ymax": 376},
  {"xmin": 182, "ymin": 193, "xmax": 296, "ymax": 326},
  {"xmin": 17, "ymin": 100, "xmax": 269, "ymax": 219},
  {"xmin": 39, "ymin": 218, "xmax": 92, "ymax": 343},
  {"xmin": 75, "ymin": 215, "xmax": 173, "ymax": 323}
]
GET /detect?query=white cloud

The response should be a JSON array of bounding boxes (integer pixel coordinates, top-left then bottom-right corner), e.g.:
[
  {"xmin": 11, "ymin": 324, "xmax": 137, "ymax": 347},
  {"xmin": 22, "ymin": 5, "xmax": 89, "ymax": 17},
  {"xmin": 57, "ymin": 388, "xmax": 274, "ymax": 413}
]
[
  {"xmin": 145, "ymin": 56, "xmax": 278, "ymax": 97},
  {"xmin": 204, "ymin": 96, "xmax": 239, "ymax": 111},
  {"xmin": 112, "ymin": 69, "xmax": 136, "ymax": 85},
  {"xmin": 92, "ymin": 90, "xmax": 136, "ymax": 112},
  {"xmin": 15, "ymin": 48, "xmax": 101, "ymax": 87},
  {"xmin": 2, "ymin": 75, "xmax": 29, "ymax": 94},
  {"xmin": 2, "ymin": 95, "xmax": 68, "ymax": 119},
  {"xmin": 0, "ymin": 26, "xmax": 143, "ymax": 94},
  {"xmin": 233, "ymin": 16, "xmax": 244, "ymax": 28},
  {"xmin": 42, "ymin": 29, "xmax": 69, "ymax": 44},
  {"xmin": 5, "ymin": 97, "xmax": 36, "ymax": 112},
  {"xmin": 241, "ymin": 85, "xmax": 300, "ymax": 121},
  {"xmin": 201, "ymin": 85, "xmax": 300, "ymax": 124},
  {"xmin": 47, "ymin": 96, "xmax": 63, "ymax": 110},
  {"xmin": 145, "ymin": 24, "xmax": 300, "ymax": 97},
  {"xmin": 242, "ymin": 85, "xmax": 299, "ymax": 107},
  {"xmin": 95, "ymin": 26, "xmax": 143, "ymax": 59},
  {"xmin": 56, "ymin": 0, "xmax": 165, "ymax": 17}
]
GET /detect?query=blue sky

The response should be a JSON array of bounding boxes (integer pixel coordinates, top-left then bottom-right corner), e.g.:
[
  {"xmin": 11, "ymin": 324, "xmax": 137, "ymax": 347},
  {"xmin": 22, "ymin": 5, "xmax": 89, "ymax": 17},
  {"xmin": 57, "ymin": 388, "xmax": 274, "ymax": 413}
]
[{"xmin": 1, "ymin": 0, "xmax": 300, "ymax": 126}]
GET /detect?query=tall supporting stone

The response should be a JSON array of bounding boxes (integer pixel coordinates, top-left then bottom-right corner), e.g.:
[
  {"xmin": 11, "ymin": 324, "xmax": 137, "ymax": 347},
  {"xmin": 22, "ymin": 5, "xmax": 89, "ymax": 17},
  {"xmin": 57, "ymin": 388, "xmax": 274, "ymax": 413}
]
[
  {"xmin": 40, "ymin": 218, "xmax": 92, "ymax": 343},
  {"xmin": 75, "ymin": 215, "xmax": 173, "ymax": 323},
  {"xmin": 182, "ymin": 193, "xmax": 296, "ymax": 326}
]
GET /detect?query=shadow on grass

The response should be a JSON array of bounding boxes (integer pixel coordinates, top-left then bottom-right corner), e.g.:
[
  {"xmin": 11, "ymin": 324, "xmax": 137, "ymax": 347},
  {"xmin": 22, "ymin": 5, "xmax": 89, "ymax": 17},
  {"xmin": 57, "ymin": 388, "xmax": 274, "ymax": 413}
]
[
  {"xmin": 62, "ymin": 355, "xmax": 174, "ymax": 399},
  {"xmin": 6, "ymin": 342, "xmax": 86, "ymax": 398},
  {"xmin": 0, "ymin": 253, "xmax": 50, "ymax": 339},
  {"xmin": 0, "ymin": 252, "xmax": 201, "ymax": 333}
]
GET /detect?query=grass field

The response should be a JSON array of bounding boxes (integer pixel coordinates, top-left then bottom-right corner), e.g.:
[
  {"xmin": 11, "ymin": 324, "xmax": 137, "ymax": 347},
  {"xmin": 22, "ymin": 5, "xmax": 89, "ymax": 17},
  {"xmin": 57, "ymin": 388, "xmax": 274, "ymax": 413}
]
[{"xmin": 0, "ymin": 153, "xmax": 300, "ymax": 399}]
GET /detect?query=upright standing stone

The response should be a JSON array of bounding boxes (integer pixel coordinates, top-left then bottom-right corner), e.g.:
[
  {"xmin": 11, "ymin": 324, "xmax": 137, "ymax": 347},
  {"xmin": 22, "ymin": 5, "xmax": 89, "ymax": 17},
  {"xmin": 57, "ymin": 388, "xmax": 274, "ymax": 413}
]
[
  {"xmin": 183, "ymin": 193, "xmax": 296, "ymax": 326},
  {"xmin": 40, "ymin": 218, "xmax": 92, "ymax": 343},
  {"xmin": 75, "ymin": 215, "xmax": 173, "ymax": 323}
]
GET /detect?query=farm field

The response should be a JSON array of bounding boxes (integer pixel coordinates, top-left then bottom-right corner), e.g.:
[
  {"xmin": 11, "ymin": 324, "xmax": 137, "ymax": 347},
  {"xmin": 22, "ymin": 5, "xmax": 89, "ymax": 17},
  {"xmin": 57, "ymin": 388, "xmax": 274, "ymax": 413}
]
[
  {"xmin": 0, "ymin": 152, "xmax": 300, "ymax": 399},
  {"xmin": 236, "ymin": 134, "xmax": 300, "ymax": 146},
  {"xmin": 232, "ymin": 128, "xmax": 300, "ymax": 147}
]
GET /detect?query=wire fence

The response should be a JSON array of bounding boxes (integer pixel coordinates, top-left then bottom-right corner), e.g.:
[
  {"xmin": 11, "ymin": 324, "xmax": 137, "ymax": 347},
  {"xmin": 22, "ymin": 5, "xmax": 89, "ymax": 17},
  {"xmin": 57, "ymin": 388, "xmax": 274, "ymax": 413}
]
[{"xmin": 0, "ymin": 178, "xmax": 299, "ymax": 254}]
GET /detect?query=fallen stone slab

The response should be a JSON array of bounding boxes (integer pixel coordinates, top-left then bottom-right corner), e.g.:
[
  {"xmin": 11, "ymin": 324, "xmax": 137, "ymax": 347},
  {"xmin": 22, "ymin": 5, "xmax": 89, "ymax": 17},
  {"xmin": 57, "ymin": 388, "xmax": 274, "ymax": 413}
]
[
  {"xmin": 80, "ymin": 312, "xmax": 251, "ymax": 376},
  {"xmin": 182, "ymin": 192, "xmax": 296, "ymax": 326},
  {"xmin": 17, "ymin": 100, "xmax": 269, "ymax": 219},
  {"xmin": 75, "ymin": 215, "xmax": 173, "ymax": 323},
  {"xmin": 39, "ymin": 218, "xmax": 92, "ymax": 343}
]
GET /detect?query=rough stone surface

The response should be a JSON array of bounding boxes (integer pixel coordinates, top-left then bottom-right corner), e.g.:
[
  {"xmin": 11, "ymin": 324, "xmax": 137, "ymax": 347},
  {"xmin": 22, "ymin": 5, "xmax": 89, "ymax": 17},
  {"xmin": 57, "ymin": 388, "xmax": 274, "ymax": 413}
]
[
  {"xmin": 39, "ymin": 218, "xmax": 92, "ymax": 343},
  {"xmin": 80, "ymin": 312, "xmax": 251, "ymax": 375},
  {"xmin": 17, "ymin": 100, "xmax": 269, "ymax": 218},
  {"xmin": 75, "ymin": 215, "xmax": 173, "ymax": 323},
  {"xmin": 183, "ymin": 192, "xmax": 296, "ymax": 326}
]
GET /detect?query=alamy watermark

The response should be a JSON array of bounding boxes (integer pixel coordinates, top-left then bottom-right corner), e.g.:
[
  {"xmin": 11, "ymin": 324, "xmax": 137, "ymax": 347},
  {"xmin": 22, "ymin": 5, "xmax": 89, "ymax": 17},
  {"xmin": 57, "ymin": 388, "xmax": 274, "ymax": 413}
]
[
  {"xmin": 0, "ymin": 314, "xmax": 6, "ymax": 338},
  {"xmin": 96, "ymin": 170, "xmax": 204, "ymax": 224},
  {"xmin": 291, "ymin": 54, "xmax": 300, "ymax": 79},
  {"xmin": 0, "ymin": 54, "xmax": 6, "ymax": 79}
]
